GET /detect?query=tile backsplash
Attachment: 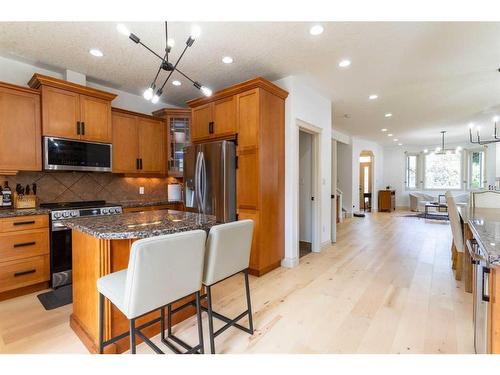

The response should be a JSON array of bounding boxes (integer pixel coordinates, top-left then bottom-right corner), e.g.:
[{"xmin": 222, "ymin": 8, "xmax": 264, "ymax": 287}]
[{"xmin": 0, "ymin": 172, "xmax": 180, "ymax": 204}]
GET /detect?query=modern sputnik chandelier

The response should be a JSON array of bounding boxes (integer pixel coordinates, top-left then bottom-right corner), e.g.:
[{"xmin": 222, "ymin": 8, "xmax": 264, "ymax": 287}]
[
  {"xmin": 425, "ymin": 131, "xmax": 462, "ymax": 155},
  {"xmin": 117, "ymin": 22, "xmax": 212, "ymax": 104},
  {"xmin": 469, "ymin": 116, "xmax": 500, "ymax": 145}
]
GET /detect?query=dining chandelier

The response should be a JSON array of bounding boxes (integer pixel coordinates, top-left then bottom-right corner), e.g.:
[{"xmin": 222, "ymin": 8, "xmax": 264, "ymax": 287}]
[
  {"xmin": 469, "ymin": 116, "xmax": 500, "ymax": 145},
  {"xmin": 426, "ymin": 131, "xmax": 462, "ymax": 155},
  {"xmin": 117, "ymin": 22, "xmax": 212, "ymax": 104}
]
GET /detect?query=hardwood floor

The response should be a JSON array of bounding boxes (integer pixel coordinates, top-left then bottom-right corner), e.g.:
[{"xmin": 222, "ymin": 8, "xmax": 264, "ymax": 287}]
[{"xmin": 0, "ymin": 211, "xmax": 474, "ymax": 354}]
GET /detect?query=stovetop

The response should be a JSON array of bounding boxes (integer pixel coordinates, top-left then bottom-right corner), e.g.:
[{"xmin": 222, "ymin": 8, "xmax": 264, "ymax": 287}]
[{"xmin": 40, "ymin": 200, "xmax": 118, "ymax": 210}]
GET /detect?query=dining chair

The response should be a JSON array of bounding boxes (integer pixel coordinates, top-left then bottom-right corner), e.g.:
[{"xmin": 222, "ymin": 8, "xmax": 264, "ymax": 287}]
[
  {"xmin": 471, "ymin": 190, "xmax": 500, "ymax": 209},
  {"xmin": 446, "ymin": 191, "xmax": 464, "ymax": 281}
]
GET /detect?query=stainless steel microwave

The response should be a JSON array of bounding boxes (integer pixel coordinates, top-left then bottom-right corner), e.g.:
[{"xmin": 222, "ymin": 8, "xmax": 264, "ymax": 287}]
[{"xmin": 44, "ymin": 137, "xmax": 112, "ymax": 172}]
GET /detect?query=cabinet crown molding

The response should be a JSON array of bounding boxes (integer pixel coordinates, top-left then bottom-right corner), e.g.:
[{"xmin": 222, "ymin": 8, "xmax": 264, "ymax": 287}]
[
  {"xmin": 186, "ymin": 77, "xmax": 289, "ymax": 108},
  {"xmin": 152, "ymin": 107, "xmax": 191, "ymax": 117},
  {"xmin": 0, "ymin": 81, "xmax": 40, "ymax": 95},
  {"xmin": 28, "ymin": 73, "xmax": 117, "ymax": 101}
]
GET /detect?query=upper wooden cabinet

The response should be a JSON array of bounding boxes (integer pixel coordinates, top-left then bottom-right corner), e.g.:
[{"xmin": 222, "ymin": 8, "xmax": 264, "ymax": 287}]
[
  {"xmin": 189, "ymin": 96, "xmax": 237, "ymax": 142},
  {"xmin": 112, "ymin": 108, "xmax": 165, "ymax": 175},
  {"xmin": 28, "ymin": 74, "xmax": 116, "ymax": 143},
  {"xmin": 0, "ymin": 82, "xmax": 42, "ymax": 173},
  {"xmin": 187, "ymin": 77, "xmax": 288, "ymax": 276},
  {"xmin": 152, "ymin": 108, "xmax": 191, "ymax": 178}
]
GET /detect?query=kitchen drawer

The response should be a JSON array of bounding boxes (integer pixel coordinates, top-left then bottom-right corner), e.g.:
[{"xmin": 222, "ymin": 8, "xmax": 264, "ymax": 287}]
[
  {"xmin": 0, "ymin": 229, "xmax": 49, "ymax": 262},
  {"xmin": 0, "ymin": 254, "xmax": 49, "ymax": 293},
  {"xmin": 0, "ymin": 215, "xmax": 48, "ymax": 233}
]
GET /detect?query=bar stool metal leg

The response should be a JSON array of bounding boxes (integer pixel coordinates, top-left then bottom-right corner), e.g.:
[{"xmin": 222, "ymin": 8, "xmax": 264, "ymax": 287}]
[
  {"xmin": 244, "ymin": 270, "xmax": 254, "ymax": 334},
  {"xmin": 129, "ymin": 319, "xmax": 136, "ymax": 354},
  {"xmin": 195, "ymin": 291, "xmax": 204, "ymax": 354},
  {"xmin": 160, "ymin": 307, "xmax": 166, "ymax": 342},
  {"xmin": 98, "ymin": 292, "xmax": 104, "ymax": 354},
  {"xmin": 206, "ymin": 285, "xmax": 216, "ymax": 354}
]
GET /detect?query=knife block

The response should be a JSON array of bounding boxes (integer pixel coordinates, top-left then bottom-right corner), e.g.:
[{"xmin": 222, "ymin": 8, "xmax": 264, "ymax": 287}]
[{"xmin": 13, "ymin": 193, "xmax": 37, "ymax": 209}]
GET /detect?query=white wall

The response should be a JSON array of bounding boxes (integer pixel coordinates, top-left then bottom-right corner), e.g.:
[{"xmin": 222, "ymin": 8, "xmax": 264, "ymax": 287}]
[
  {"xmin": 299, "ymin": 131, "xmax": 312, "ymax": 242},
  {"xmin": 337, "ymin": 141, "xmax": 353, "ymax": 212},
  {"xmin": 351, "ymin": 137, "xmax": 384, "ymax": 212},
  {"xmin": 383, "ymin": 142, "xmax": 497, "ymax": 208},
  {"xmin": 0, "ymin": 55, "xmax": 177, "ymax": 114},
  {"xmin": 274, "ymin": 75, "xmax": 332, "ymax": 268}
]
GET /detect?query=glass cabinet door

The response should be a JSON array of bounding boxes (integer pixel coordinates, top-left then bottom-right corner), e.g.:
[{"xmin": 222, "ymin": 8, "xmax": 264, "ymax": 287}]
[{"xmin": 169, "ymin": 116, "xmax": 190, "ymax": 176}]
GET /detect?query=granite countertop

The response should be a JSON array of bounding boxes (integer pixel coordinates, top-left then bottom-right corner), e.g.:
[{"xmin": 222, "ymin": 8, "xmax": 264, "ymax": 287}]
[
  {"xmin": 457, "ymin": 205, "xmax": 500, "ymax": 266},
  {"xmin": 63, "ymin": 209, "xmax": 216, "ymax": 240},
  {"xmin": 0, "ymin": 207, "xmax": 50, "ymax": 218},
  {"xmin": 114, "ymin": 200, "xmax": 183, "ymax": 208}
]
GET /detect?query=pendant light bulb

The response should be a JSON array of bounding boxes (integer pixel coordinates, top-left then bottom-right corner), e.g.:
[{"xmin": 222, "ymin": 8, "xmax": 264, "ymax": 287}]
[
  {"xmin": 151, "ymin": 94, "xmax": 160, "ymax": 104},
  {"xmin": 117, "ymin": 23, "xmax": 131, "ymax": 37},
  {"xmin": 167, "ymin": 38, "xmax": 175, "ymax": 48},
  {"xmin": 201, "ymin": 86, "xmax": 212, "ymax": 97},
  {"xmin": 190, "ymin": 25, "xmax": 202, "ymax": 39},
  {"xmin": 143, "ymin": 87, "xmax": 154, "ymax": 101}
]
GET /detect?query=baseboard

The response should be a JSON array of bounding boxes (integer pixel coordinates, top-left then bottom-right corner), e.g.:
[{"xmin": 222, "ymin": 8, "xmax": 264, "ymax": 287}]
[{"xmin": 281, "ymin": 256, "xmax": 299, "ymax": 268}]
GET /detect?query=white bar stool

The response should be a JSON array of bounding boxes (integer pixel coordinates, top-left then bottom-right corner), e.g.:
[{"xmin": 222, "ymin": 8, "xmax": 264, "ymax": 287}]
[
  {"xmin": 202, "ymin": 219, "xmax": 255, "ymax": 354},
  {"xmin": 97, "ymin": 230, "xmax": 207, "ymax": 354}
]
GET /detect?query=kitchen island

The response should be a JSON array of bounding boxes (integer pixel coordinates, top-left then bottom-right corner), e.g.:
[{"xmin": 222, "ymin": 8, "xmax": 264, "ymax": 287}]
[
  {"xmin": 457, "ymin": 205, "xmax": 500, "ymax": 354},
  {"xmin": 64, "ymin": 209, "xmax": 216, "ymax": 353}
]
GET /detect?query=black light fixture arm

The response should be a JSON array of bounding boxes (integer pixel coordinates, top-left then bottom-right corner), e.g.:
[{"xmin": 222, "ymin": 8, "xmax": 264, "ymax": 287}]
[{"xmin": 469, "ymin": 120, "xmax": 500, "ymax": 145}]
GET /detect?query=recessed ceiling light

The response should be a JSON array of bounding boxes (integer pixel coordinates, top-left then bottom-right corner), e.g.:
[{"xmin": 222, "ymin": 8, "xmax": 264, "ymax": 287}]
[
  {"xmin": 394, "ymin": 138, "xmax": 398, "ymax": 141},
  {"xmin": 388, "ymin": 133, "xmax": 393, "ymax": 137},
  {"xmin": 385, "ymin": 113, "xmax": 393, "ymax": 118},
  {"xmin": 172, "ymin": 80, "xmax": 181, "ymax": 86},
  {"xmin": 381, "ymin": 128, "xmax": 388, "ymax": 132},
  {"xmin": 309, "ymin": 25, "xmax": 324, "ymax": 36},
  {"xmin": 398, "ymin": 143, "xmax": 403, "ymax": 146},
  {"xmin": 369, "ymin": 94, "xmax": 378, "ymax": 100},
  {"xmin": 89, "ymin": 49, "xmax": 104, "ymax": 57},
  {"xmin": 222, "ymin": 56, "xmax": 233, "ymax": 64},
  {"xmin": 338, "ymin": 59, "xmax": 351, "ymax": 68}
]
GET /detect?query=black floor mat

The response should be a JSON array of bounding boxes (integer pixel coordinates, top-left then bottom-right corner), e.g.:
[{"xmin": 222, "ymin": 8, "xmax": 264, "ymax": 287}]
[{"xmin": 37, "ymin": 285, "xmax": 72, "ymax": 310}]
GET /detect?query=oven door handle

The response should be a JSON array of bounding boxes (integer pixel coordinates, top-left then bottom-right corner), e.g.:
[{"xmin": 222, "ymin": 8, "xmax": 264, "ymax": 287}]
[{"xmin": 52, "ymin": 222, "xmax": 70, "ymax": 231}]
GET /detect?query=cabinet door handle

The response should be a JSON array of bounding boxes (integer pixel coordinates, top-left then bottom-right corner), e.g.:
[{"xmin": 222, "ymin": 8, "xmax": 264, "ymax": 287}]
[
  {"xmin": 13, "ymin": 220, "xmax": 36, "ymax": 226},
  {"xmin": 208, "ymin": 122, "xmax": 214, "ymax": 134},
  {"xmin": 13, "ymin": 241, "xmax": 36, "ymax": 248},
  {"xmin": 140, "ymin": 158, "xmax": 143, "ymax": 170},
  {"xmin": 14, "ymin": 269, "xmax": 36, "ymax": 277},
  {"xmin": 77, "ymin": 121, "xmax": 81, "ymax": 135},
  {"xmin": 136, "ymin": 158, "xmax": 140, "ymax": 170},
  {"xmin": 81, "ymin": 122, "xmax": 85, "ymax": 135}
]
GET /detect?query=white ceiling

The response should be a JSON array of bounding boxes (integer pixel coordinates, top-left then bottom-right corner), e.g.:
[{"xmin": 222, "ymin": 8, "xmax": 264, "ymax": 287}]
[{"xmin": 1, "ymin": 22, "xmax": 500, "ymax": 146}]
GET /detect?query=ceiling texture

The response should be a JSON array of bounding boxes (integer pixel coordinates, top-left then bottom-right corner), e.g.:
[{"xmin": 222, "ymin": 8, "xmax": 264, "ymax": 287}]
[{"xmin": 1, "ymin": 21, "xmax": 500, "ymax": 146}]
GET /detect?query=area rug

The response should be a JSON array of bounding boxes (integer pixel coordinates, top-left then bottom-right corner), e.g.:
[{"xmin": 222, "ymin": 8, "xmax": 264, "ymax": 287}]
[{"xmin": 403, "ymin": 212, "xmax": 449, "ymax": 221}]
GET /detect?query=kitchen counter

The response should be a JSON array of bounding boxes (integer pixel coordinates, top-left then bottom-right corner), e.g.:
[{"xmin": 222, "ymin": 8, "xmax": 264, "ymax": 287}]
[
  {"xmin": 64, "ymin": 209, "xmax": 214, "ymax": 240},
  {"xmin": 457, "ymin": 205, "xmax": 500, "ymax": 266},
  {"xmin": 0, "ymin": 207, "xmax": 49, "ymax": 218},
  {"xmin": 112, "ymin": 199, "xmax": 183, "ymax": 209}
]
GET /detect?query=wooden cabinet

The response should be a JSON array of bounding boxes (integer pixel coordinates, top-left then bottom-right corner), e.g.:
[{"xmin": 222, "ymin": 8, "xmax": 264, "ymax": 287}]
[
  {"xmin": 0, "ymin": 82, "xmax": 42, "ymax": 173},
  {"xmin": 378, "ymin": 190, "xmax": 396, "ymax": 212},
  {"xmin": 111, "ymin": 108, "xmax": 165, "ymax": 174},
  {"xmin": 190, "ymin": 96, "xmax": 237, "ymax": 142},
  {"xmin": 28, "ymin": 74, "xmax": 116, "ymax": 143},
  {"xmin": 187, "ymin": 78, "xmax": 288, "ymax": 276},
  {"xmin": 152, "ymin": 108, "xmax": 191, "ymax": 178},
  {"xmin": 0, "ymin": 214, "xmax": 49, "ymax": 298}
]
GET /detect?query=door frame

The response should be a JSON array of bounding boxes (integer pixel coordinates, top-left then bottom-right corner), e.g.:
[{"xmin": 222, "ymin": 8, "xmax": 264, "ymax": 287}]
[
  {"xmin": 359, "ymin": 150, "xmax": 374, "ymax": 211},
  {"xmin": 297, "ymin": 119, "xmax": 321, "ymax": 253}
]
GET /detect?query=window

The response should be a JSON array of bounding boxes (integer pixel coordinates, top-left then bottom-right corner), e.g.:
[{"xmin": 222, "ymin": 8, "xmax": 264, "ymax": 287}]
[
  {"xmin": 405, "ymin": 154, "xmax": 418, "ymax": 189},
  {"xmin": 424, "ymin": 152, "xmax": 462, "ymax": 189},
  {"xmin": 359, "ymin": 156, "xmax": 371, "ymax": 163},
  {"xmin": 469, "ymin": 150, "xmax": 485, "ymax": 189}
]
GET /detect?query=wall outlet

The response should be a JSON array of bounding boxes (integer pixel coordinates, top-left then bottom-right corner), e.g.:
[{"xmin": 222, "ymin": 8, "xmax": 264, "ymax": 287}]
[{"xmin": 139, "ymin": 186, "xmax": 144, "ymax": 195}]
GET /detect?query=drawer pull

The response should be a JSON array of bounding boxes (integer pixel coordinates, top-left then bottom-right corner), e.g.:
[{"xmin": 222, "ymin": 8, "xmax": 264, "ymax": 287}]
[
  {"xmin": 14, "ymin": 269, "xmax": 36, "ymax": 277},
  {"xmin": 13, "ymin": 241, "xmax": 36, "ymax": 248},
  {"xmin": 13, "ymin": 220, "xmax": 36, "ymax": 226}
]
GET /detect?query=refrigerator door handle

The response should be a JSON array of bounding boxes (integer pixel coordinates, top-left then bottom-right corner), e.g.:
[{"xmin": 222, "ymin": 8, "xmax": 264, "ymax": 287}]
[
  {"xmin": 200, "ymin": 151, "xmax": 207, "ymax": 215},
  {"xmin": 194, "ymin": 151, "xmax": 201, "ymax": 212}
]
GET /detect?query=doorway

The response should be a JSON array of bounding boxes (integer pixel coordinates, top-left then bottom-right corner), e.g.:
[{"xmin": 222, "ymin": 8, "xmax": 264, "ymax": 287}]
[
  {"xmin": 359, "ymin": 150, "xmax": 374, "ymax": 212},
  {"xmin": 299, "ymin": 130, "xmax": 313, "ymax": 257}
]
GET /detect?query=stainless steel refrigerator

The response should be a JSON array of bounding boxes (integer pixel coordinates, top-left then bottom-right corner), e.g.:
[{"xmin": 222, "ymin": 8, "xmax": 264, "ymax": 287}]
[{"xmin": 184, "ymin": 140, "xmax": 236, "ymax": 223}]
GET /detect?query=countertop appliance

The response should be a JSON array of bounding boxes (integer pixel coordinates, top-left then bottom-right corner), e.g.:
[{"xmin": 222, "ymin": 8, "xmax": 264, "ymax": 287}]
[
  {"xmin": 44, "ymin": 137, "xmax": 112, "ymax": 172},
  {"xmin": 467, "ymin": 238, "xmax": 490, "ymax": 354},
  {"xmin": 184, "ymin": 140, "xmax": 236, "ymax": 223},
  {"xmin": 40, "ymin": 200, "xmax": 122, "ymax": 289}
]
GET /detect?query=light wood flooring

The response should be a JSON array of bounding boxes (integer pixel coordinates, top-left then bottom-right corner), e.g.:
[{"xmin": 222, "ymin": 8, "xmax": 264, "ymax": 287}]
[{"xmin": 0, "ymin": 211, "xmax": 474, "ymax": 354}]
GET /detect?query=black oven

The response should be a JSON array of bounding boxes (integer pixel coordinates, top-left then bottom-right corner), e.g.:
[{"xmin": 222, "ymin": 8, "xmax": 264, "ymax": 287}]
[
  {"xmin": 50, "ymin": 220, "xmax": 73, "ymax": 288},
  {"xmin": 44, "ymin": 137, "xmax": 112, "ymax": 172}
]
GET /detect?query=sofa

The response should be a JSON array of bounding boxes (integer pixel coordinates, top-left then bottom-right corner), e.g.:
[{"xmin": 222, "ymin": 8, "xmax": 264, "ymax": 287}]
[{"xmin": 409, "ymin": 192, "xmax": 435, "ymax": 212}]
